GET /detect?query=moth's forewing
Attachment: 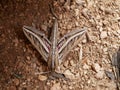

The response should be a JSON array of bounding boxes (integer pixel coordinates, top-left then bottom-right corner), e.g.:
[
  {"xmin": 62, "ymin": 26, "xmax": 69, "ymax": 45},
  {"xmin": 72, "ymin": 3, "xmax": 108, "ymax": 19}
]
[
  {"xmin": 23, "ymin": 26, "xmax": 51, "ymax": 62},
  {"xmin": 57, "ymin": 28, "xmax": 87, "ymax": 63}
]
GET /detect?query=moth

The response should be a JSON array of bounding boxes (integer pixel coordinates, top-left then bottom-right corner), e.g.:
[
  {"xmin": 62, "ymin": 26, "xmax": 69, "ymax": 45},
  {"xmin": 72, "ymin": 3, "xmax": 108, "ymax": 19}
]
[{"xmin": 23, "ymin": 19, "xmax": 87, "ymax": 72}]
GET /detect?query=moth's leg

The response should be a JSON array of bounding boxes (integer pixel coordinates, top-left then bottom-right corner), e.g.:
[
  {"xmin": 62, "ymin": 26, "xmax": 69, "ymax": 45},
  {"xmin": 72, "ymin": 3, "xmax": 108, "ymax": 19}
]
[
  {"xmin": 48, "ymin": 71, "xmax": 69, "ymax": 81},
  {"xmin": 76, "ymin": 32, "xmax": 91, "ymax": 67},
  {"xmin": 35, "ymin": 71, "xmax": 69, "ymax": 81},
  {"xmin": 75, "ymin": 45, "xmax": 83, "ymax": 68}
]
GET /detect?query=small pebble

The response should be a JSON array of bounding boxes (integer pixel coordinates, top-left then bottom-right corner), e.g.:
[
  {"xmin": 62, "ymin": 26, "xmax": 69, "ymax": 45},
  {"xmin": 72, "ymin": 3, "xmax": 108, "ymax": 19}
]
[
  {"xmin": 117, "ymin": 30, "xmax": 120, "ymax": 34},
  {"xmin": 100, "ymin": 31, "xmax": 107, "ymax": 39},
  {"xmin": 95, "ymin": 71, "xmax": 104, "ymax": 79},
  {"xmin": 38, "ymin": 75, "xmax": 47, "ymax": 81},
  {"xmin": 83, "ymin": 64, "xmax": 89, "ymax": 70},
  {"xmin": 41, "ymin": 24, "xmax": 47, "ymax": 31},
  {"xmin": 75, "ymin": 9, "xmax": 79, "ymax": 16},
  {"xmin": 75, "ymin": 0, "xmax": 85, "ymax": 5},
  {"xmin": 64, "ymin": 70, "xmax": 75, "ymax": 79},
  {"xmin": 26, "ymin": 56, "xmax": 30, "ymax": 60},
  {"xmin": 50, "ymin": 83, "xmax": 61, "ymax": 90},
  {"xmin": 13, "ymin": 78, "xmax": 20, "ymax": 86},
  {"xmin": 92, "ymin": 63, "xmax": 101, "ymax": 72}
]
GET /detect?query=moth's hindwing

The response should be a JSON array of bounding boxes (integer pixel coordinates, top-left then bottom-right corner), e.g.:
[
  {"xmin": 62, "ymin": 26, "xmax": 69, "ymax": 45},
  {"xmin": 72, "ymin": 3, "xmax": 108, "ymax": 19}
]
[
  {"xmin": 23, "ymin": 26, "xmax": 51, "ymax": 62},
  {"xmin": 58, "ymin": 28, "xmax": 87, "ymax": 62}
]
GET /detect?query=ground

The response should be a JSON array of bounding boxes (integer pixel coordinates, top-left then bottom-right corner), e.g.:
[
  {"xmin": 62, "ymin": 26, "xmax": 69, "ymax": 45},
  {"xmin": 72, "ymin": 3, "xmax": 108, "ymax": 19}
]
[{"xmin": 0, "ymin": 0, "xmax": 120, "ymax": 90}]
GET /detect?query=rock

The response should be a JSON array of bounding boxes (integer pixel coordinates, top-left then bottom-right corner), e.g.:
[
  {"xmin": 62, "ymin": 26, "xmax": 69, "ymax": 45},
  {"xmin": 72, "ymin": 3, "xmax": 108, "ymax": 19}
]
[
  {"xmin": 74, "ymin": 47, "xmax": 79, "ymax": 51},
  {"xmin": 83, "ymin": 64, "xmax": 89, "ymax": 70},
  {"xmin": 82, "ymin": 38, "xmax": 87, "ymax": 43},
  {"xmin": 13, "ymin": 38, "xmax": 19, "ymax": 47},
  {"xmin": 13, "ymin": 78, "xmax": 20, "ymax": 86},
  {"xmin": 27, "ymin": 77, "xmax": 31, "ymax": 82},
  {"xmin": 59, "ymin": 14, "xmax": 62, "ymax": 20},
  {"xmin": 51, "ymin": 83, "xmax": 61, "ymax": 90},
  {"xmin": 26, "ymin": 56, "xmax": 30, "ymax": 60},
  {"xmin": 41, "ymin": 24, "xmax": 47, "ymax": 31},
  {"xmin": 82, "ymin": 8, "xmax": 89, "ymax": 19},
  {"xmin": 75, "ymin": 0, "xmax": 85, "ymax": 5},
  {"xmin": 117, "ymin": 30, "xmax": 120, "ymax": 34},
  {"xmin": 64, "ymin": 5, "xmax": 70, "ymax": 10},
  {"xmin": 67, "ymin": 24, "xmax": 72, "ymax": 29},
  {"xmin": 38, "ymin": 75, "xmax": 47, "ymax": 81},
  {"xmin": 70, "ymin": 60, "xmax": 75, "ymax": 66},
  {"xmin": 64, "ymin": 0, "xmax": 70, "ymax": 10},
  {"xmin": 75, "ymin": 72, "xmax": 80, "ymax": 78},
  {"xmin": 69, "ymin": 86, "xmax": 73, "ymax": 89},
  {"xmin": 70, "ymin": 5, "xmax": 75, "ymax": 10},
  {"xmin": 99, "ymin": 27, "xmax": 103, "ymax": 32},
  {"xmin": 64, "ymin": 70, "xmax": 75, "ymax": 79},
  {"xmin": 63, "ymin": 60, "xmax": 69, "ymax": 68},
  {"xmin": 46, "ymin": 82, "xmax": 50, "ymax": 85},
  {"xmin": 75, "ymin": 21, "xmax": 79, "ymax": 26},
  {"xmin": 75, "ymin": 9, "xmax": 79, "ymax": 16},
  {"xmin": 103, "ymin": 47, "xmax": 108, "ymax": 52},
  {"xmin": 92, "ymin": 63, "xmax": 101, "ymax": 72},
  {"xmin": 63, "ymin": 85, "xmax": 67, "ymax": 89},
  {"xmin": 84, "ymin": 70, "xmax": 88, "ymax": 75},
  {"xmin": 95, "ymin": 70, "xmax": 104, "ymax": 79},
  {"xmin": 100, "ymin": 31, "xmax": 107, "ymax": 39}
]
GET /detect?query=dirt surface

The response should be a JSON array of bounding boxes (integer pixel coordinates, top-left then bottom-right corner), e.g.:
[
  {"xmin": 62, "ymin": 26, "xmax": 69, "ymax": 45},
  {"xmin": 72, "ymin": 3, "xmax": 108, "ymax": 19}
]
[
  {"xmin": 0, "ymin": 0, "xmax": 120, "ymax": 90},
  {"xmin": 0, "ymin": 0, "xmax": 52, "ymax": 89}
]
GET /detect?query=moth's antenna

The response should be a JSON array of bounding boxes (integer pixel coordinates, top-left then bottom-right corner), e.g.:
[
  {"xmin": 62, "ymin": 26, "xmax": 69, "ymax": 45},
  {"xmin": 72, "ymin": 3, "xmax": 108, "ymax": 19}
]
[{"xmin": 49, "ymin": 4, "xmax": 59, "ymax": 20}]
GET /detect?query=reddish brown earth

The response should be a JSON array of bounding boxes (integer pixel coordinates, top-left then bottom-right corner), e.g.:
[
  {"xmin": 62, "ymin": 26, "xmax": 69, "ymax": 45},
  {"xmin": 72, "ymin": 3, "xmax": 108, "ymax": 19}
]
[
  {"xmin": 0, "ymin": 0, "xmax": 53, "ymax": 89},
  {"xmin": 0, "ymin": 0, "xmax": 120, "ymax": 90}
]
